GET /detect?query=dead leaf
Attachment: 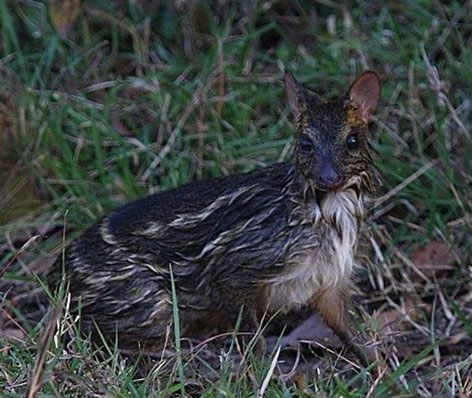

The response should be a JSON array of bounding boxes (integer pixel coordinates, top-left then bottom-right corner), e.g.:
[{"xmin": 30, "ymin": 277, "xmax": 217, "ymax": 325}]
[
  {"xmin": 409, "ymin": 241, "xmax": 457, "ymax": 280},
  {"xmin": 50, "ymin": 0, "xmax": 82, "ymax": 38},
  {"xmin": 374, "ymin": 297, "xmax": 427, "ymax": 334}
]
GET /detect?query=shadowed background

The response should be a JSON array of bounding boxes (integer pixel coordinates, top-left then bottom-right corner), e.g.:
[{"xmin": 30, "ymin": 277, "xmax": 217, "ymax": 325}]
[{"xmin": 0, "ymin": 1, "xmax": 471, "ymax": 396}]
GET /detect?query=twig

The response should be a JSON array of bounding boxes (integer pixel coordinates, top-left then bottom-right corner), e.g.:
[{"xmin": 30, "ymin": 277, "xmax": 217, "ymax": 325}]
[
  {"xmin": 0, "ymin": 235, "xmax": 39, "ymax": 279},
  {"xmin": 258, "ymin": 345, "xmax": 281, "ymax": 398},
  {"xmin": 26, "ymin": 304, "xmax": 62, "ymax": 398},
  {"xmin": 374, "ymin": 159, "xmax": 439, "ymax": 208}
]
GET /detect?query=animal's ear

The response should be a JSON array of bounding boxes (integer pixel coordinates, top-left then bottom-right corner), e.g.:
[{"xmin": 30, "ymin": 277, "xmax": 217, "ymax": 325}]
[
  {"xmin": 285, "ymin": 71, "xmax": 322, "ymax": 122},
  {"xmin": 347, "ymin": 71, "xmax": 381, "ymax": 122},
  {"xmin": 284, "ymin": 71, "xmax": 302, "ymax": 120}
]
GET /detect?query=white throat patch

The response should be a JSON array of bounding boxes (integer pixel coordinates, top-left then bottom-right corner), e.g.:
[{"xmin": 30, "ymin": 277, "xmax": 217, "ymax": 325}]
[{"xmin": 264, "ymin": 188, "xmax": 365, "ymax": 312}]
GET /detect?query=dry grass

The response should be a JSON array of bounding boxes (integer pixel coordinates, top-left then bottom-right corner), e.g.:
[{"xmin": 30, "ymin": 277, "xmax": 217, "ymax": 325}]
[{"xmin": 0, "ymin": 1, "xmax": 471, "ymax": 396}]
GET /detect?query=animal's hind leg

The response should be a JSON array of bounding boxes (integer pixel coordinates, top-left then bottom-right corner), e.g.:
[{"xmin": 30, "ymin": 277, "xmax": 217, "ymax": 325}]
[{"xmin": 275, "ymin": 312, "xmax": 343, "ymax": 350}]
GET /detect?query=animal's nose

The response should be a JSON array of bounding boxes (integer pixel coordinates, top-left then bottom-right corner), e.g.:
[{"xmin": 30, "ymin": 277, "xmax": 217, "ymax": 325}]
[{"xmin": 317, "ymin": 162, "xmax": 342, "ymax": 190}]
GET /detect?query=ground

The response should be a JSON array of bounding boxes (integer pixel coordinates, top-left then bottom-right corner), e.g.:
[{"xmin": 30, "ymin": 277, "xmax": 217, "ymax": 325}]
[{"xmin": 0, "ymin": 1, "xmax": 471, "ymax": 397}]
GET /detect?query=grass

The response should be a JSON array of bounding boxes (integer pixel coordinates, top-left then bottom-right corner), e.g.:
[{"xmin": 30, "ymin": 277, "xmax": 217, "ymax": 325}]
[{"xmin": 1, "ymin": 0, "xmax": 471, "ymax": 396}]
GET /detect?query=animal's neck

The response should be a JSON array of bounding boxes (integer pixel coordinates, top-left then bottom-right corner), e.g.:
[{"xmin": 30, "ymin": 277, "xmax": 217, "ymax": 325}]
[
  {"xmin": 288, "ymin": 166, "xmax": 368, "ymax": 274},
  {"xmin": 262, "ymin": 173, "xmax": 367, "ymax": 313},
  {"xmin": 319, "ymin": 187, "xmax": 365, "ymax": 229},
  {"xmin": 321, "ymin": 189, "xmax": 365, "ymax": 284}
]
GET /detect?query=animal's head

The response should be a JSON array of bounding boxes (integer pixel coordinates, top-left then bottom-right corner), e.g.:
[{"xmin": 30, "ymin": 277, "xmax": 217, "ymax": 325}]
[{"xmin": 285, "ymin": 71, "xmax": 381, "ymax": 195}]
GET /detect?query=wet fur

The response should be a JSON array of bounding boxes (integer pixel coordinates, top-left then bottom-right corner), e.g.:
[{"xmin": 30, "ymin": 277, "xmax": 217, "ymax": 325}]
[{"xmin": 49, "ymin": 72, "xmax": 381, "ymax": 355}]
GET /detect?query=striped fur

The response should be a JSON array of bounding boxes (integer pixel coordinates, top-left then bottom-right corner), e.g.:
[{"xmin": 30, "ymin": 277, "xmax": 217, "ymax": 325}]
[{"xmin": 48, "ymin": 71, "xmax": 382, "ymax": 353}]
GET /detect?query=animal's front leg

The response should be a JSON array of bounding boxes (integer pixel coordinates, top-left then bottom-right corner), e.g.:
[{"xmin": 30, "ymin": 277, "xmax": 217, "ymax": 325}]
[{"xmin": 310, "ymin": 288, "xmax": 376, "ymax": 367}]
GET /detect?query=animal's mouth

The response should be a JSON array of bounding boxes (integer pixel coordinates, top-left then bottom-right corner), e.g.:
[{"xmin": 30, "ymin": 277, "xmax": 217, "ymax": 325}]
[
  {"xmin": 314, "ymin": 179, "xmax": 345, "ymax": 196},
  {"xmin": 314, "ymin": 185, "xmax": 343, "ymax": 202},
  {"xmin": 314, "ymin": 178, "xmax": 361, "ymax": 201}
]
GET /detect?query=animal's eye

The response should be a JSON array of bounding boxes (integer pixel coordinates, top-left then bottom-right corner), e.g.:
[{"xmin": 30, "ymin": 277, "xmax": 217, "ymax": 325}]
[
  {"xmin": 346, "ymin": 133, "xmax": 360, "ymax": 150},
  {"xmin": 299, "ymin": 134, "xmax": 313, "ymax": 152}
]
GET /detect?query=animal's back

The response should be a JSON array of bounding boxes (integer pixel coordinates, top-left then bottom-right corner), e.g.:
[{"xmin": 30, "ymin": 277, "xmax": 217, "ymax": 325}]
[
  {"xmin": 54, "ymin": 162, "xmax": 301, "ymax": 346},
  {"xmin": 49, "ymin": 70, "xmax": 382, "ymax": 361}
]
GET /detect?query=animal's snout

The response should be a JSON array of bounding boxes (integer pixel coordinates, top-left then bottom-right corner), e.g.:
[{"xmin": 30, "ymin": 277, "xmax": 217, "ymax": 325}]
[{"xmin": 317, "ymin": 162, "xmax": 342, "ymax": 190}]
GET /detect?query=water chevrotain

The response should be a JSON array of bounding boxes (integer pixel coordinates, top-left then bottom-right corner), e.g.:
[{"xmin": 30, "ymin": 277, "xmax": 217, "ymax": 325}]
[{"xmin": 49, "ymin": 70, "xmax": 382, "ymax": 364}]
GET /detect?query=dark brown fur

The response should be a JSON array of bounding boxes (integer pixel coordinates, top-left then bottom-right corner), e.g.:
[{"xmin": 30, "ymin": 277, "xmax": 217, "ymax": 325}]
[{"xmin": 48, "ymin": 71, "xmax": 382, "ymax": 363}]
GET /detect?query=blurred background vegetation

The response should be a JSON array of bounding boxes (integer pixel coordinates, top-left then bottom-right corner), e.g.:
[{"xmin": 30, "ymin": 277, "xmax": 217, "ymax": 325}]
[{"xmin": 0, "ymin": 1, "xmax": 471, "ymax": 396}]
